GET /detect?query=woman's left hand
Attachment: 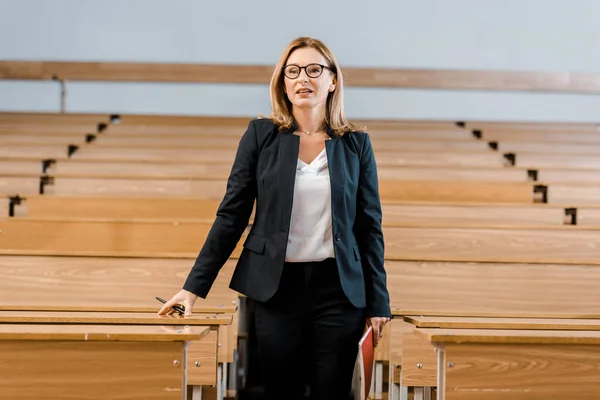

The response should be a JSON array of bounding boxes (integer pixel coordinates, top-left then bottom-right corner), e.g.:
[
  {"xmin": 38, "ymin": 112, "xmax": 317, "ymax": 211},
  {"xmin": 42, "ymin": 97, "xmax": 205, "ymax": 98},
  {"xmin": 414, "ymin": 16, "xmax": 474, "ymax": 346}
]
[{"xmin": 367, "ymin": 316, "xmax": 391, "ymax": 347}]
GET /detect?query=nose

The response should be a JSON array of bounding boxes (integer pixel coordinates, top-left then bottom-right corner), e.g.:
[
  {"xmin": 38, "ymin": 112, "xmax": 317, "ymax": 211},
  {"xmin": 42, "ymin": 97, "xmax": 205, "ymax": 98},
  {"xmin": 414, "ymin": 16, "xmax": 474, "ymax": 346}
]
[{"xmin": 297, "ymin": 68, "xmax": 310, "ymax": 82}]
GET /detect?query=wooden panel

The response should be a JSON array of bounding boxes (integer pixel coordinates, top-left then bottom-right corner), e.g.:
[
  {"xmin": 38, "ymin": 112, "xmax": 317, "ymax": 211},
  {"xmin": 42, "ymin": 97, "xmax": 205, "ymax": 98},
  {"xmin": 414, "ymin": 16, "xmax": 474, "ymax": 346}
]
[
  {"xmin": 547, "ymin": 184, "xmax": 600, "ymax": 206},
  {"xmin": 188, "ymin": 328, "xmax": 218, "ymax": 386},
  {"xmin": 375, "ymin": 152, "xmax": 506, "ymax": 168},
  {"xmin": 0, "ymin": 160, "xmax": 41, "ymax": 174},
  {"xmin": 378, "ymin": 181, "xmax": 533, "ymax": 203},
  {"xmin": 382, "ymin": 204, "xmax": 564, "ymax": 227},
  {"xmin": 390, "ymin": 319, "xmax": 415, "ymax": 365},
  {"xmin": 406, "ymin": 316, "xmax": 600, "ymax": 330},
  {"xmin": 0, "ymin": 340, "xmax": 184, "ymax": 400},
  {"xmin": 23, "ymin": 196, "xmax": 221, "ymax": 219},
  {"xmin": 444, "ymin": 343, "xmax": 600, "ymax": 400},
  {"xmin": 401, "ymin": 330, "xmax": 437, "ymax": 387},
  {"xmin": 577, "ymin": 208, "xmax": 600, "ymax": 226},
  {"xmin": 517, "ymin": 154, "xmax": 600, "ymax": 169},
  {"xmin": 469, "ymin": 121, "xmax": 597, "ymax": 132},
  {"xmin": 498, "ymin": 141, "xmax": 600, "ymax": 156},
  {"xmin": 0, "ymin": 198, "xmax": 7, "ymax": 217},
  {"xmin": 424, "ymin": 328, "xmax": 600, "ymax": 344},
  {"xmin": 0, "ymin": 112, "xmax": 108, "ymax": 125},
  {"xmin": 0, "ymin": 144, "xmax": 68, "ymax": 158},
  {"xmin": 0, "ymin": 134, "xmax": 87, "ymax": 145},
  {"xmin": 387, "ymin": 260, "xmax": 600, "ymax": 318},
  {"xmin": 0, "ymin": 176, "xmax": 39, "ymax": 195},
  {"xmin": 3, "ymin": 61, "xmax": 600, "ymax": 93},
  {"xmin": 538, "ymin": 169, "xmax": 600, "ymax": 184},
  {"xmin": 0, "ymin": 311, "xmax": 231, "ymax": 326},
  {"xmin": 48, "ymin": 160, "xmax": 233, "ymax": 178},
  {"xmin": 72, "ymin": 146, "xmax": 237, "ymax": 162},
  {"xmin": 377, "ymin": 166, "xmax": 527, "ymax": 182},
  {"xmin": 0, "ymin": 218, "xmax": 228, "ymax": 257},
  {"xmin": 384, "ymin": 226, "xmax": 600, "ymax": 264},
  {"xmin": 484, "ymin": 130, "xmax": 600, "ymax": 144},
  {"xmin": 0, "ymin": 323, "xmax": 205, "ymax": 341},
  {"xmin": 374, "ymin": 321, "xmax": 391, "ymax": 361},
  {"xmin": 0, "ymin": 255, "xmax": 238, "ymax": 311},
  {"xmin": 50, "ymin": 176, "xmax": 228, "ymax": 198}
]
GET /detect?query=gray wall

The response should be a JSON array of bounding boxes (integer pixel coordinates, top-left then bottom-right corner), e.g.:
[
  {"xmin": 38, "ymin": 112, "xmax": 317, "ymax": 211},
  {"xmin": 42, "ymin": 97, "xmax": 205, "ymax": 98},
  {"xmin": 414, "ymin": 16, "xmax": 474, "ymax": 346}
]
[{"xmin": 1, "ymin": 0, "xmax": 600, "ymax": 122}]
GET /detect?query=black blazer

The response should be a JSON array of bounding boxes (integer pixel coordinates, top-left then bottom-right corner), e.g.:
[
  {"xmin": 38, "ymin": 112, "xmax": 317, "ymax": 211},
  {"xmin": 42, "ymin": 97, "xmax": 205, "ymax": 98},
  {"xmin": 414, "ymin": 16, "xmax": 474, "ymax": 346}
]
[{"xmin": 184, "ymin": 118, "xmax": 391, "ymax": 318}]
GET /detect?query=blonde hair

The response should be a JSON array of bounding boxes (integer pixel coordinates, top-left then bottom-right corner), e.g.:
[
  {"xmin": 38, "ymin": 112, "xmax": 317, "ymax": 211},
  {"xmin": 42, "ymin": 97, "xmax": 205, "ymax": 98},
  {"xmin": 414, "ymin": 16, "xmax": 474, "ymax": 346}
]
[{"xmin": 268, "ymin": 37, "xmax": 355, "ymax": 136}]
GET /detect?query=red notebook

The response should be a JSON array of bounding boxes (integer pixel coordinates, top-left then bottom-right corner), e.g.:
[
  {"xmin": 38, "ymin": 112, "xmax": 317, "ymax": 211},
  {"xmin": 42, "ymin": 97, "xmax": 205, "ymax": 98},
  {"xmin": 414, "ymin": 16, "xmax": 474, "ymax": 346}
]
[{"xmin": 358, "ymin": 326, "xmax": 375, "ymax": 400}]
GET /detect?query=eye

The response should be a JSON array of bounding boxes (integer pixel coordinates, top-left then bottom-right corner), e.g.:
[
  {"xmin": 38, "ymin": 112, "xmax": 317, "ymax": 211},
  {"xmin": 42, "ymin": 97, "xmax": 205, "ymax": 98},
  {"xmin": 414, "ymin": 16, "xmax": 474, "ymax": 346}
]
[
  {"xmin": 308, "ymin": 65, "xmax": 322, "ymax": 75},
  {"xmin": 286, "ymin": 66, "xmax": 299, "ymax": 75}
]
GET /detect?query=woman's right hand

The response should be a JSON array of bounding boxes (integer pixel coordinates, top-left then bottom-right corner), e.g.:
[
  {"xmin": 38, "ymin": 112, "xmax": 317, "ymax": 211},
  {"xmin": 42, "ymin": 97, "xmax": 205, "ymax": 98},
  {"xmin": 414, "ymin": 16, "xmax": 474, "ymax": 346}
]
[{"xmin": 157, "ymin": 289, "xmax": 198, "ymax": 316}]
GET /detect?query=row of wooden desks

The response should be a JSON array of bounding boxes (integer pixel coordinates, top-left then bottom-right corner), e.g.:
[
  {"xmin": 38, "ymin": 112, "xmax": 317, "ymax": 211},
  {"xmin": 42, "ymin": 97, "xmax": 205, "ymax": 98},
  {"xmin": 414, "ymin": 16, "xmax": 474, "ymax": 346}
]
[
  {"xmin": 0, "ymin": 311, "xmax": 232, "ymax": 400},
  {"xmin": 393, "ymin": 315, "xmax": 600, "ymax": 400}
]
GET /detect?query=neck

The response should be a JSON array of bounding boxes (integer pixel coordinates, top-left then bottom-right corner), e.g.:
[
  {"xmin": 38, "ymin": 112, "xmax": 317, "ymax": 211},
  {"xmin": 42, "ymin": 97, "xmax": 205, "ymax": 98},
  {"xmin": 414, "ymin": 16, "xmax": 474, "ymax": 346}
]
[{"xmin": 293, "ymin": 106, "xmax": 326, "ymax": 133}]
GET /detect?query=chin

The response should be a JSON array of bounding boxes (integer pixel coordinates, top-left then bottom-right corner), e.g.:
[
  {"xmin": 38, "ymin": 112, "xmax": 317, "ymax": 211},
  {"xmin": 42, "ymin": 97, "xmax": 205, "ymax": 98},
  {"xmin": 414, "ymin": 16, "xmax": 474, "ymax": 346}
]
[{"xmin": 293, "ymin": 99, "xmax": 319, "ymax": 109}]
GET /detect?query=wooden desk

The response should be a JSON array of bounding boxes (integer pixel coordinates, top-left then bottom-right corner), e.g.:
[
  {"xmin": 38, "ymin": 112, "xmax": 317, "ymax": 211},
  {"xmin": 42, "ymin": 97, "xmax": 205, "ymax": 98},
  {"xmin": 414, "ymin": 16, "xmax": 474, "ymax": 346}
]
[
  {"xmin": 418, "ymin": 327, "xmax": 600, "ymax": 400},
  {"xmin": 405, "ymin": 316, "xmax": 600, "ymax": 330},
  {"xmin": 0, "ymin": 323, "xmax": 209, "ymax": 400}
]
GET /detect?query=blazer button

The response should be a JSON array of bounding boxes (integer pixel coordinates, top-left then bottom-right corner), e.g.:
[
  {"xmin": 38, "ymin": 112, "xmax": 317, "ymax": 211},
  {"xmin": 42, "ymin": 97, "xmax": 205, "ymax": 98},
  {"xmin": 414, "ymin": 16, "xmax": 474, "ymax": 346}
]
[{"xmin": 335, "ymin": 233, "xmax": 342, "ymax": 241}]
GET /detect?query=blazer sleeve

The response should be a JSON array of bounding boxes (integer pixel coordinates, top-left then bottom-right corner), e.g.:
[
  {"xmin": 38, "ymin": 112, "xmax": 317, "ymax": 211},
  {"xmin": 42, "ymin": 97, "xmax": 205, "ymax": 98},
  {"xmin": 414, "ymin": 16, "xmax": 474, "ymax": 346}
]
[
  {"xmin": 183, "ymin": 120, "xmax": 259, "ymax": 297},
  {"xmin": 355, "ymin": 133, "xmax": 392, "ymax": 318}
]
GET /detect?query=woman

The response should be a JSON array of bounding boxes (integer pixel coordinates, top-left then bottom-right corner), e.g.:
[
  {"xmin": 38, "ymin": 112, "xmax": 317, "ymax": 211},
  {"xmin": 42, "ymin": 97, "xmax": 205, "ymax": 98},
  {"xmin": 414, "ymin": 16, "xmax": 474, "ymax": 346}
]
[{"xmin": 158, "ymin": 36, "xmax": 391, "ymax": 400}]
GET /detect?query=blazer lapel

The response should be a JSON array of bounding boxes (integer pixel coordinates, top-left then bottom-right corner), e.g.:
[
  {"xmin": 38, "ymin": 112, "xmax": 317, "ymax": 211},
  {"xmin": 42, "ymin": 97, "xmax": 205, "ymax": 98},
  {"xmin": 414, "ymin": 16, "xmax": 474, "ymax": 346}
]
[
  {"xmin": 325, "ymin": 130, "xmax": 346, "ymax": 216},
  {"xmin": 277, "ymin": 129, "xmax": 300, "ymax": 232}
]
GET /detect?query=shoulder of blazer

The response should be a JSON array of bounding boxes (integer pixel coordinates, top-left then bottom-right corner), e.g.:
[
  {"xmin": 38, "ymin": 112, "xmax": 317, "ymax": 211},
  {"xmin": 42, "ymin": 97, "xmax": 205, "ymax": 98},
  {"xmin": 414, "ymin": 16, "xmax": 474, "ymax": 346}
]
[
  {"xmin": 341, "ymin": 130, "xmax": 369, "ymax": 156},
  {"xmin": 248, "ymin": 118, "xmax": 280, "ymax": 149}
]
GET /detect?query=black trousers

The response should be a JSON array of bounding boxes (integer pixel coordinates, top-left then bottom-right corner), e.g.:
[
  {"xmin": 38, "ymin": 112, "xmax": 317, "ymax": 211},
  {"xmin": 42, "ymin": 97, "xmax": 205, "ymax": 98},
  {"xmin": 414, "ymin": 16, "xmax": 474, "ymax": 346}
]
[{"xmin": 254, "ymin": 258, "xmax": 365, "ymax": 400}]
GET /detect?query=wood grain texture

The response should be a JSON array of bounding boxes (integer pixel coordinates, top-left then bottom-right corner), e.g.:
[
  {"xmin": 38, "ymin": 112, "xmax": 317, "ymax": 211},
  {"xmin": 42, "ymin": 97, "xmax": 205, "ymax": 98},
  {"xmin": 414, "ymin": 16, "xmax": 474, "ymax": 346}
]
[
  {"xmin": 517, "ymin": 154, "xmax": 600, "ymax": 170},
  {"xmin": 0, "ymin": 255, "xmax": 238, "ymax": 311},
  {"xmin": 401, "ymin": 330, "xmax": 437, "ymax": 387},
  {"xmin": 381, "ymin": 203, "xmax": 564, "ymax": 227},
  {"xmin": 406, "ymin": 316, "xmax": 600, "ymax": 330},
  {"xmin": 0, "ymin": 340, "xmax": 185, "ymax": 400},
  {"xmin": 376, "ymin": 166, "xmax": 528, "ymax": 183},
  {"xmin": 387, "ymin": 260, "xmax": 600, "ymax": 318},
  {"xmin": 47, "ymin": 160, "xmax": 234, "ymax": 178},
  {"xmin": 0, "ymin": 323, "xmax": 207, "ymax": 341},
  {"xmin": 0, "ymin": 112, "xmax": 108, "ymax": 125},
  {"xmin": 0, "ymin": 218, "xmax": 234, "ymax": 257},
  {"xmin": 0, "ymin": 160, "xmax": 42, "ymax": 175},
  {"xmin": 0, "ymin": 311, "xmax": 231, "ymax": 326},
  {"xmin": 421, "ymin": 328, "xmax": 600, "ymax": 345},
  {"xmin": 443, "ymin": 343, "xmax": 600, "ymax": 400},
  {"xmin": 22, "ymin": 195, "xmax": 221, "ymax": 219},
  {"xmin": 390, "ymin": 319, "xmax": 415, "ymax": 365},
  {"xmin": 498, "ymin": 141, "xmax": 600, "ymax": 156},
  {"xmin": 483, "ymin": 130, "xmax": 600, "ymax": 144},
  {"xmin": 384, "ymin": 226, "xmax": 600, "ymax": 263},
  {"xmin": 0, "ymin": 198, "xmax": 7, "ymax": 217},
  {"xmin": 577, "ymin": 208, "xmax": 600, "ymax": 226},
  {"xmin": 0, "ymin": 176, "xmax": 39, "ymax": 195},
  {"xmin": 378, "ymin": 181, "xmax": 533, "ymax": 203},
  {"xmin": 0, "ymin": 134, "xmax": 88, "ymax": 145},
  {"xmin": 3, "ymin": 61, "xmax": 600, "ymax": 93},
  {"xmin": 0, "ymin": 144, "xmax": 68, "ymax": 158},
  {"xmin": 188, "ymin": 328, "xmax": 218, "ymax": 386},
  {"xmin": 547, "ymin": 184, "xmax": 600, "ymax": 205},
  {"xmin": 538, "ymin": 169, "xmax": 600, "ymax": 184}
]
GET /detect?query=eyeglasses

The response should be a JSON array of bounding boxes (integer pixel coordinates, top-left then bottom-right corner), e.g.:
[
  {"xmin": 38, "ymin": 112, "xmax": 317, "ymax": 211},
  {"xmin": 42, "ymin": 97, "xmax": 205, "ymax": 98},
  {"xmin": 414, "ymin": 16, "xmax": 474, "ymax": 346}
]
[{"xmin": 282, "ymin": 63, "xmax": 331, "ymax": 79}]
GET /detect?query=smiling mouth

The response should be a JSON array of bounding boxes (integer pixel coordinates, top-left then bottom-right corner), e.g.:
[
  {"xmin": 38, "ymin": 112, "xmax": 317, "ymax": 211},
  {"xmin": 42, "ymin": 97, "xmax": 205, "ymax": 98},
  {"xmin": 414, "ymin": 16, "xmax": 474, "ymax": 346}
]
[{"xmin": 296, "ymin": 89, "xmax": 313, "ymax": 94}]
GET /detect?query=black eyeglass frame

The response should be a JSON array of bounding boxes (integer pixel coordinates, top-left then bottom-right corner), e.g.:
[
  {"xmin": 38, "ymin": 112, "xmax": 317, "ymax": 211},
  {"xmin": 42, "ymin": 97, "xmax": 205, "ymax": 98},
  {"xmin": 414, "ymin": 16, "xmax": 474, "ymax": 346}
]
[{"xmin": 282, "ymin": 63, "xmax": 333, "ymax": 79}]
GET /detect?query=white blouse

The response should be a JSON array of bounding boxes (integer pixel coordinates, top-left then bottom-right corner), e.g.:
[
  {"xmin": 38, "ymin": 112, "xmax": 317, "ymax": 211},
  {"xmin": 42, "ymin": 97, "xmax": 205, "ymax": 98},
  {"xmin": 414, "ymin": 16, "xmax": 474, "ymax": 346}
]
[{"xmin": 285, "ymin": 148, "xmax": 335, "ymax": 262}]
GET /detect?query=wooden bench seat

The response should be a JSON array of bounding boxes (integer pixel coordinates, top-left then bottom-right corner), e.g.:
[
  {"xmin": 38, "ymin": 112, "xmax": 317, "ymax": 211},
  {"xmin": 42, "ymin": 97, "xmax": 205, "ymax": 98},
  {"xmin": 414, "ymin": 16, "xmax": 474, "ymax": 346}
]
[
  {"xmin": 516, "ymin": 153, "xmax": 600, "ymax": 169},
  {"xmin": 0, "ymin": 175, "xmax": 39, "ymax": 195},
  {"xmin": 0, "ymin": 144, "xmax": 69, "ymax": 158},
  {"xmin": 44, "ymin": 175, "xmax": 536, "ymax": 203},
  {"xmin": 0, "ymin": 160, "xmax": 42, "ymax": 174},
  {"xmin": 0, "ymin": 134, "xmax": 88, "ymax": 145},
  {"xmin": 0, "ymin": 112, "xmax": 109, "ymax": 125},
  {"xmin": 497, "ymin": 140, "xmax": 600, "ymax": 156},
  {"xmin": 546, "ymin": 183, "xmax": 600, "ymax": 205},
  {"xmin": 0, "ymin": 323, "xmax": 208, "ymax": 400},
  {"xmin": 480, "ymin": 129, "xmax": 600, "ymax": 144},
  {"xmin": 4, "ymin": 219, "xmax": 600, "ymax": 262},
  {"xmin": 14, "ymin": 196, "xmax": 567, "ymax": 225}
]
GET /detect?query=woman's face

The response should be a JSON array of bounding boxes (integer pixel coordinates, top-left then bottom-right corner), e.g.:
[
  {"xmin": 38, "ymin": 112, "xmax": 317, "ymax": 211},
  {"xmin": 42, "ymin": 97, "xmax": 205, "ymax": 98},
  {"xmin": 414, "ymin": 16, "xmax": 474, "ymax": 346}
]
[{"xmin": 283, "ymin": 47, "xmax": 336, "ymax": 112}]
